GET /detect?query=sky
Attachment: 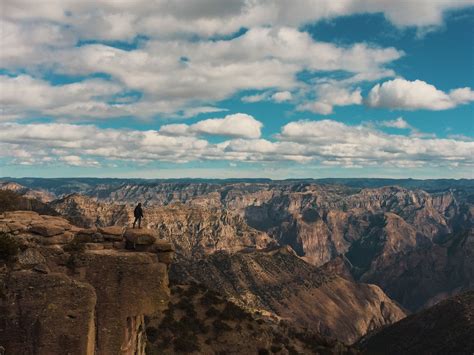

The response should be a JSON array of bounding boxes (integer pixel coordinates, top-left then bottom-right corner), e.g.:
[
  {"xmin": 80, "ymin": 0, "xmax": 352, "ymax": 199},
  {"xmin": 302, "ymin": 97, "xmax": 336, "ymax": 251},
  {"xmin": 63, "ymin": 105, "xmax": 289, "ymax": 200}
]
[{"xmin": 1, "ymin": 0, "xmax": 473, "ymax": 179}]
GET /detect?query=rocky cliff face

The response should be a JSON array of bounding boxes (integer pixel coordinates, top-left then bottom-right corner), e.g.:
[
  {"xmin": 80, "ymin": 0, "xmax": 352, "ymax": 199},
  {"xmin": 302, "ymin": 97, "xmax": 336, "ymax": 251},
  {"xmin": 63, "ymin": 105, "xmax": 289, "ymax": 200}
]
[
  {"xmin": 0, "ymin": 211, "xmax": 174, "ymax": 355},
  {"xmin": 171, "ymin": 246, "xmax": 406, "ymax": 344}
]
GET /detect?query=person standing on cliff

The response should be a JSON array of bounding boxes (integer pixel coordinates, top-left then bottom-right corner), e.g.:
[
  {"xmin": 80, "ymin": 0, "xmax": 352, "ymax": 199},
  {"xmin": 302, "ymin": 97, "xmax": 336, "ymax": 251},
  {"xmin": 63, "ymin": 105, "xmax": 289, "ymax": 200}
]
[{"xmin": 133, "ymin": 202, "xmax": 144, "ymax": 228}]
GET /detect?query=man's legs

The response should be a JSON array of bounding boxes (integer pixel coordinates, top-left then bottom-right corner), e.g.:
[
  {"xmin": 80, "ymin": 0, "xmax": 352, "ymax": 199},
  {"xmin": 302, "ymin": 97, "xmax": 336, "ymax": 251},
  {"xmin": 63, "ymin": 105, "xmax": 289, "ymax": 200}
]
[
  {"xmin": 138, "ymin": 217, "xmax": 142, "ymax": 228},
  {"xmin": 133, "ymin": 217, "xmax": 137, "ymax": 228}
]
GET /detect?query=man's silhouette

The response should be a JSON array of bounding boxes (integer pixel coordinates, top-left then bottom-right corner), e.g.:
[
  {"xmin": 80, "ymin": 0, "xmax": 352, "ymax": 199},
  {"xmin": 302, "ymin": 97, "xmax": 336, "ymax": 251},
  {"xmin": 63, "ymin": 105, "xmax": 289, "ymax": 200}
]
[{"xmin": 133, "ymin": 203, "xmax": 144, "ymax": 228}]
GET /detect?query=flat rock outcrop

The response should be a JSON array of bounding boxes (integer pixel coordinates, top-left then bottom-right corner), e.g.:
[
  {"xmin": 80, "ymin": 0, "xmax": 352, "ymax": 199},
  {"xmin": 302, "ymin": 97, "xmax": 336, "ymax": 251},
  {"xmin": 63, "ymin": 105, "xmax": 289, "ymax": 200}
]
[
  {"xmin": 0, "ymin": 211, "xmax": 174, "ymax": 355},
  {"xmin": 124, "ymin": 228, "xmax": 157, "ymax": 246}
]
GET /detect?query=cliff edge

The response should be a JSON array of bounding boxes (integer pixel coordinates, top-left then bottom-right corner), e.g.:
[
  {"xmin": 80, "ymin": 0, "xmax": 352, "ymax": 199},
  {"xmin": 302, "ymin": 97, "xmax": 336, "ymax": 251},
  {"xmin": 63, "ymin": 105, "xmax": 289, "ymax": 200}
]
[{"xmin": 0, "ymin": 211, "xmax": 174, "ymax": 355}]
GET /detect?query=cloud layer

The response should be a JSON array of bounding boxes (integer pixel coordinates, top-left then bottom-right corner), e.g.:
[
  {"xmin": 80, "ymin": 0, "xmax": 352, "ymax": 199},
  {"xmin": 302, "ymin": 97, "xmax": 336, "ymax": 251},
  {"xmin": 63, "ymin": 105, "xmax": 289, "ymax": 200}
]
[{"xmin": 1, "ymin": 117, "xmax": 472, "ymax": 169}]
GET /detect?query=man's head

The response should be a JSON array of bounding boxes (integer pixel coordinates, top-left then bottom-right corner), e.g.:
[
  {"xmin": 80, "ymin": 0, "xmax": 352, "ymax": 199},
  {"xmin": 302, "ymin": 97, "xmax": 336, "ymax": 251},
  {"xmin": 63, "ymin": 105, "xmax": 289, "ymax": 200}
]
[{"xmin": 138, "ymin": 202, "xmax": 142, "ymax": 207}]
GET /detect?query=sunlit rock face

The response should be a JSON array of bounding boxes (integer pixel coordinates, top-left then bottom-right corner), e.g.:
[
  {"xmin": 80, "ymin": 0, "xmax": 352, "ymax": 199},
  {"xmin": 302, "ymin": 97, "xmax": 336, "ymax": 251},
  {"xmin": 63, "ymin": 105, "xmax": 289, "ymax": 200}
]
[{"xmin": 171, "ymin": 246, "xmax": 406, "ymax": 344}]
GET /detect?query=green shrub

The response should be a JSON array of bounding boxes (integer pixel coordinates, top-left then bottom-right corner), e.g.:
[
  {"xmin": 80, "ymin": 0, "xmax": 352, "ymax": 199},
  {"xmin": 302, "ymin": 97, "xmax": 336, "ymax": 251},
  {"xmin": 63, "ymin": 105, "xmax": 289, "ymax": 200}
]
[{"xmin": 0, "ymin": 232, "xmax": 20, "ymax": 262}]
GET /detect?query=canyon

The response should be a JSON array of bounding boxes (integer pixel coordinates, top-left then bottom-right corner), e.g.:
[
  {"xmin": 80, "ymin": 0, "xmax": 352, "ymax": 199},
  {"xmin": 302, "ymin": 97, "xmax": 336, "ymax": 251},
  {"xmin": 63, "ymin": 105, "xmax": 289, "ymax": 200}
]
[{"xmin": 0, "ymin": 178, "xmax": 473, "ymax": 353}]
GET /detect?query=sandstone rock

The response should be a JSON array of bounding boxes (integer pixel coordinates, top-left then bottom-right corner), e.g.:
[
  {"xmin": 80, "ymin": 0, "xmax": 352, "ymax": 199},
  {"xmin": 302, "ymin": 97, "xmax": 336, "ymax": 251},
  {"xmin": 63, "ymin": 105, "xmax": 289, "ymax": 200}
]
[
  {"xmin": 6, "ymin": 221, "xmax": 27, "ymax": 233},
  {"xmin": 0, "ymin": 210, "xmax": 173, "ymax": 355},
  {"xmin": 84, "ymin": 243, "xmax": 105, "ymax": 250},
  {"xmin": 156, "ymin": 251, "xmax": 174, "ymax": 264},
  {"xmin": 103, "ymin": 235, "xmax": 123, "ymax": 242},
  {"xmin": 124, "ymin": 228, "xmax": 157, "ymax": 246},
  {"xmin": 74, "ymin": 229, "xmax": 104, "ymax": 243},
  {"xmin": 40, "ymin": 215, "xmax": 72, "ymax": 229},
  {"xmin": 39, "ymin": 232, "xmax": 74, "ymax": 245},
  {"xmin": 0, "ymin": 271, "xmax": 97, "ymax": 355},
  {"xmin": 151, "ymin": 240, "xmax": 174, "ymax": 252},
  {"xmin": 76, "ymin": 250, "xmax": 170, "ymax": 354},
  {"xmin": 4, "ymin": 210, "xmax": 41, "ymax": 222},
  {"xmin": 29, "ymin": 222, "xmax": 65, "ymax": 237},
  {"xmin": 75, "ymin": 227, "xmax": 97, "ymax": 235},
  {"xmin": 98, "ymin": 226, "xmax": 123, "ymax": 236}
]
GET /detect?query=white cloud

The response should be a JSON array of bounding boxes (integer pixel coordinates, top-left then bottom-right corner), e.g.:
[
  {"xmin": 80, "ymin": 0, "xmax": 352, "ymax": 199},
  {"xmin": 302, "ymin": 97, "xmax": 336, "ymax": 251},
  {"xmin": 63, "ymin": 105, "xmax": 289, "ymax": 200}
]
[
  {"xmin": 1, "ymin": 26, "xmax": 404, "ymax": 118},
  {"xmin": 242, "ymin": 90, "xmax": 293, "ymax": 103},
  {"xmin": 272, "ymin": 91, "xmax": 293, "ymax": 102},
  {"xmin": 298, "ymin": 82, "xmax": 362, "ymax": 114},
  {"xmin": 241, "ymin": 93, "xmax": 271, "ymax": 103},
  {"xmin": 60, "ymin": 155, "xmax": 100, "ymax": 167},
  {"xmin": 160, "ymin": 113, "xmax": 263, "ymax": 139},
  {"xmin": 379, "ymin": 117, "xmax": 411, "ymax": 129},
  {"xmin": 277, "ymin": 119, "xmax": 474, "ymax": 168},
  {"xmin": 3, "ymin": 0, "xmax": 472, "ymax": 41},
  {"xmin": 0, "ymin": 75, "xmax": 125, "ymax": 120},
  {"xmin": 366, "ymin": 78, "xmax": 474, "ymax": 110}
]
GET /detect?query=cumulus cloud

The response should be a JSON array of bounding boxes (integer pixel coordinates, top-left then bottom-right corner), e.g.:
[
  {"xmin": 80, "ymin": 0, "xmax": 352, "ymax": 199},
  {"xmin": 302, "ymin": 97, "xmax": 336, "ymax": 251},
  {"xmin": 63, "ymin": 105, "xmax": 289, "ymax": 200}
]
[
  {"xmin": 366, "ymin": 78, "xmax": 474, "ymax": 110},
  {"xmin": 0, "ymin": 75, "xmax": 126, "ymax": 120},
  {"xmin": 160, "ymin": 113, "xmax": 262, "ymax": 139},
  {"xmin": 272, "ymin": 91, "xmax": 293, "ymax": 102},
  {"xmin": 378, "ymin": 117, "xmax": 411, "ymax": 129},
  {"xmin": 278, "ymin": 119, "xmax": 474, "ymax": 167},
  {"xmin": 298, "ymin": 82, "xmax": 363, "ymax": 114},
  {"xmin": 0, "ymin": 25, "xmax": 404, "ymax": 118},
  {"xmin": 2, "ymin": 0, "xmax": 472, "ymax": 120},
  {"xmin": 1, "ymin": 119, "xmax": 472, "ymax": 169},
  {"xmin": 60, "ymin": 155, "xmax": 100, "ymax": 167},
  {"xmin": 3, "ymin": 0, "xmax": 472, "ymax": 41},
  {"xmin": 242, "ymin": 90, "xmax": 293, "ymax": 103}
]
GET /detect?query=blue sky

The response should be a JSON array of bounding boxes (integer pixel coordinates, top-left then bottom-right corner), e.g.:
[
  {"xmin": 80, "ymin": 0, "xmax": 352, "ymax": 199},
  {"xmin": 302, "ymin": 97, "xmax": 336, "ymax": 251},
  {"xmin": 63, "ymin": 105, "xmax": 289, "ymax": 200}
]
[{"xmin": 1, "ymin": 1, "xmax": 473, "ymax": 179}]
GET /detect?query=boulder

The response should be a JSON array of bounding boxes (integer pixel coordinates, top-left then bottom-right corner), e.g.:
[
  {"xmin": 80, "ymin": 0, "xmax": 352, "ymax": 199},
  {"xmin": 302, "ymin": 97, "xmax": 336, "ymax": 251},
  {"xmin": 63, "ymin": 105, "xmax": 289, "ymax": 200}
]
[
  {"xmin": 98, "ymin": 226, "xmax": 123, "ymax": 236},
  {"xmin": 39, "ymin": 232, "xmax": 75, "ymax": 245},
  {"xmin": 40, "ymin": 215, "xmax": 73, "ymax": 230},
  {"xmin": 29, "ymin": 223, "xmax": 65, "ymax": 237},
  {"xmin": 124, "ymin": 228, "xmax": 157, "ymax": 246}
]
